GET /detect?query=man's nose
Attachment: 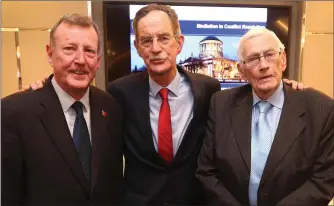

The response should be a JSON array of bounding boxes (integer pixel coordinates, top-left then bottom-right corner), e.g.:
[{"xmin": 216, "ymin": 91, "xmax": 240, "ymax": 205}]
[
  {"xmin": 75, "ymin": 49, "xmax": 85, "ymax": 64},
  {"xmin": 151, "ymin": 38, "xmax": 162, "ymax": 53},
  {"xmin": 258, "ymin": 56, "xmax": 269, "ymax": 71}
]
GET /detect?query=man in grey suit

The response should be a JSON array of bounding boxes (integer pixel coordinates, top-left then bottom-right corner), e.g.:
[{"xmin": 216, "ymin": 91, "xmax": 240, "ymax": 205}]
[{"xmin": 196, "ymin": 28, "xmax": 334, "ymax": 205}]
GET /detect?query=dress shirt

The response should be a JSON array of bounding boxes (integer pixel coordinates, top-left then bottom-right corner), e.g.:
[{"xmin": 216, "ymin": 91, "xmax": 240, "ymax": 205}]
[
  {"xmin": 149, "ymin": 70, "xmax": 194, "ymax": 156},
  {"xmin": 249, "ymin": 80, "xmax": 284, "ymax": 205},
  {"xmin": 51, "ymin": 77, "xmax": 91, "ymax": 140}
]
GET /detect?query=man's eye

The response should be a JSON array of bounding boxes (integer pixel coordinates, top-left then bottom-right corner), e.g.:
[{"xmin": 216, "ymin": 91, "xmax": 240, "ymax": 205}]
[
  {"xmin": 248, "ymin": 56, "xmax": 259, "ymax": 62},
  {"xmin": 162, "ymin": 36, "xmax": 170, "ymax": 40},
  {"xmin": 265, "ymin": 51, "xmax": 276, "ymax": 57},
  {"xmin": 86, "ymin": 49, "xmax": 96, "ymax": 54},
  {"xmin": 64, "ymin": 47, "xmax": 75, "ymax": 51},
  {"xmin": 160, "ymin": 36, "xmax": 171, "ymax": 43},
  {"xmin": 141, "ymin": 39, "xmax": 152, "ymax": 44}
]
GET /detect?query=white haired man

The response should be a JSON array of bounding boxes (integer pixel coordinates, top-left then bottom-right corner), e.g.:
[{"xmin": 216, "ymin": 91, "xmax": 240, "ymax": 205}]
[{"xmin": 196, "ymin": 28, "xmax": 334, "ymax": 206}]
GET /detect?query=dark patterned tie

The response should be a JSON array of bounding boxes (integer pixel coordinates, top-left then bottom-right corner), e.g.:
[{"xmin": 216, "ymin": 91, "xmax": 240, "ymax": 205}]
[
  {"xmin": 158, "ymin": 88, "xmax": 173, "ymax": 164},
  {"xmin": 72, "ymin": 101, "xmax": 91, "ymax": 185}
]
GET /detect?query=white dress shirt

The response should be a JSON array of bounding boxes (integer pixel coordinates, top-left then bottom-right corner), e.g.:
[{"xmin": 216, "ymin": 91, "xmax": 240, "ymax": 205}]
[
  {"xmin": 149, "ymin": 71, "xmax": 194, "ymax": 156},
  {"xmin": 51, "ymin": 77, "xmax": 92, "ymax": 141}
]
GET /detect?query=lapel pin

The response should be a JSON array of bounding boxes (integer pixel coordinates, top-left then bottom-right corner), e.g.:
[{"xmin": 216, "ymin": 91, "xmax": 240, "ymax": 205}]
[{"xmin": 102, "ymin": 110, "xmax": 107, "ymax": 117}]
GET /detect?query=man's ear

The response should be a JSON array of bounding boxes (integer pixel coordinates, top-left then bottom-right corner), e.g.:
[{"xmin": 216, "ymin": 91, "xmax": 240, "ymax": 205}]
[
  {"xmin": 237, "ymin": 63, "xmax": 244, "ymax": 76},
  {"xmin": 237, "ymin": 63, "xmax": 247, "ymax": 80},
  {"xmin": 281, "ymin": 51, "xmax": 287, "ymax": 72},
  {"xmin": 46, "ymin": 44, "xmax": 53, "ymax": 66},
  {"xmin": 176, "ymin": 34, "xmax": 185, "ymax": 55},
  {"xmin": 134, "ymin": 39, "xmax": 142, "ymax": 58},
  {"xmin": 96, "ymin": 55, "xmax": 101, "ymax": 70}
]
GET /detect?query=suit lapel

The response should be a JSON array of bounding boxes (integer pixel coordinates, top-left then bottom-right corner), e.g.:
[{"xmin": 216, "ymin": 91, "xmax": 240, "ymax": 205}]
[
  {"xmin": 38, "ymin": 77, "xmax": 90, "ymax": 193},
  {"xmin": 173, "ymin": 69, "xmax": 206, "ymax": 162},
  {"xmin": 260, "ymin": 84, "xmax": 306, "ymax": 185},
  {"xmin": 230, "ymin": 85, "xmax": 253, "ymax": 172},
  {"xmin": 89, "ymin": 87, "xmax": 109, "ymax": 192},
  {"xmin": 135, "ymin": 71, "xmax": 166, "ymax": 166}
]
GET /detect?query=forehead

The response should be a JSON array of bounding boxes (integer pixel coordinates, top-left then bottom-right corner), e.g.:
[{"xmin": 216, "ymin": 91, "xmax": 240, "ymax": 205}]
[
  {"xmin": 53, "ymin": 23, "xmax": 98, "ymax": 47},
  {"xmin": 243, "ymin": 33, "xmax": 278, "ymax": 56},
  {"xmin": 137, "ymin": 10, "xmax": 173, "ymax": 36}
]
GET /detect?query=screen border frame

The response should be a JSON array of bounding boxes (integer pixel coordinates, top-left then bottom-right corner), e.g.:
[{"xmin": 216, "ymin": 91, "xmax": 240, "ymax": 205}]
[{"xmin": 92, "ymin": 0, "xmax": 304, "ymax": 91}]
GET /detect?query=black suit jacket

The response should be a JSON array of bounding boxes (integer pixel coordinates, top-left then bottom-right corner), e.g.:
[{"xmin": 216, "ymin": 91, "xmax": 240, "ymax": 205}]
[
  {"xmin": 196, "ymin": 83, "xmax": 334, "ymax": 206},
  {"xmin": 107, "ymin": 68, "xmax": 220, "ymax": 205},
  {"xmin": 1, "ymin": 76, "xmax": 124, "ymax": 205}
]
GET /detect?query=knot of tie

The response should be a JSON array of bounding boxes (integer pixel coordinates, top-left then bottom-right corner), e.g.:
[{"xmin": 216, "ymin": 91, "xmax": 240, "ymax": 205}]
[
  {"xmin": 159, "ymin": 88, "xmax": 169, "ymax": 100},
  {"xmin": 72, "ymin": 101, "xmax": 84, "ymax": 116},
  {"xmin": 257, "ymin": 101, "xmax": 272, "ymax": 114}
]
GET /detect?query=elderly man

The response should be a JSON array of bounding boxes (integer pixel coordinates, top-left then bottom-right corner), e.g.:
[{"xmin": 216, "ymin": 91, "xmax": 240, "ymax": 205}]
[
  {"xmin": 24, "ymin": 5, "xmax": 304, "ymax": 205},
  {"xmin": 196, "ymin": 28, "xmax": 334, "ymax": 206},
  {"xmin": 1, "ymin": 13, "xmax": 124, "ymax": 205}
]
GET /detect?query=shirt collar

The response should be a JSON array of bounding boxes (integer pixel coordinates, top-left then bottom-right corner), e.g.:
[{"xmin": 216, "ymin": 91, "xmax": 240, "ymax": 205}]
[
  {"xmin": 149, "ymin": 70, "xmax": 181, "ymax": 97},
  {"xmin": 252, "ymin": 80, "xmax": 284, "ymax": 109},
  {"xmin": 51, "ymin": 77, "xmax": 90, "ymax": 112}
]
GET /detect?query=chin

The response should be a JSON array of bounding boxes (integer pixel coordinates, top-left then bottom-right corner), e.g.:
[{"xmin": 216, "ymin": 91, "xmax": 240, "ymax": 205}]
[
  {"xmin": 258, "ymin": 81, "xmax": 279, "ymax": 92},
  {"xmin": 149, "ymin": 66, "xmax": 171, "ymax": 75},
  {"xmin": 68, "ymin": 80, "xmax": 90, "ymax": 90}
]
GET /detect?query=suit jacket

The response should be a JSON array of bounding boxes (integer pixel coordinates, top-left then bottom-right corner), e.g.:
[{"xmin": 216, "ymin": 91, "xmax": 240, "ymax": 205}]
[
  {"xmin": 107, "ymin": 67, "xmax": 221, "ymax": 205},
  {"xmin": 196, "ymin": 83, "xmax": 334, "ymax": 206},
  {"xmin": 1, "ymin": 76, "xmax": 124, "ymax": 205}
]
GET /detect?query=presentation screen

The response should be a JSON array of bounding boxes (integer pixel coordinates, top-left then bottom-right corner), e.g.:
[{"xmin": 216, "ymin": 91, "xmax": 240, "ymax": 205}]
[{"xmin": 129, "ymin": 5, "xmax": 268, "ymax": 89}]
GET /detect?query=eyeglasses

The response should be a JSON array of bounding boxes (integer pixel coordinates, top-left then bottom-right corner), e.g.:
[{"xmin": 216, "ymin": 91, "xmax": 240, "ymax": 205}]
[
  {"xmin": 241, "ymin": 49, "xmax": 282, "ymax": 67},
  {"xmin": 139, "ymin": 34, "xmax": 177, "ymax": 48}
]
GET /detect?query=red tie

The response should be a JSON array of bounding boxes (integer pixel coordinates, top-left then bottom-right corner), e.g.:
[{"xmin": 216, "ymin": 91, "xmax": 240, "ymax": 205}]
[{"xmin": 158, "ymin": 88, "xmax": 173, "ymax": 164}]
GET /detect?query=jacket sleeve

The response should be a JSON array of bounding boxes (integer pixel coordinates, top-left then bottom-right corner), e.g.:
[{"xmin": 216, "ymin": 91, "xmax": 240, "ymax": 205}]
[
  {"xmin": 196, "ymin": 93, "xmax": 242, "ymax": 206},
  {"xmin": 1, "ymin": 99, "xmax": 24, "ymax": 205},
  {"xmin": 277, "ymin": 102, "xmax": 334, "ymax": 206}
]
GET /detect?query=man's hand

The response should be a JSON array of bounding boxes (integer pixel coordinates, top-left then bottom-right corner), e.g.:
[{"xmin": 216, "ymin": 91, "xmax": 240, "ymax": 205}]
[
  {"xmin": 283, "ymin": 78, "xmax": 308, "ymax": 90},
  {"xmin": 21, "ymin": 77, "xmax": 47, "ymax": 91}
]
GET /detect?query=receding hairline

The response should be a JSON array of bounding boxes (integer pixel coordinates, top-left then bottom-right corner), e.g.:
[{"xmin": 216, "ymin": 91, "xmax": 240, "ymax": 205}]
[
  {"xmin": 237, "ymin": 28, "xmax": 285, "ymax": 61},
  {"xmin": 49, "ymin": 13, "xmax": 102, "ymax": 55},
  {"xmin": 132, "ymin": 4, "xmax": 181, "ymax": 39},
  {"xmin": 136, "ymin": 10, "xmax": 174, "ymax": 32},
  {"xmin": 51, "ymin": 22, "xmax": 98, "ymax": 42}
]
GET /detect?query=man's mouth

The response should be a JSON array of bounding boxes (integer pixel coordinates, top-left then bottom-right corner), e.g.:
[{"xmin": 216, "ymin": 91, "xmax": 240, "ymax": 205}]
[
  {"xmin": 71, "ymin": 70, "xmax": 87, "ymax": 75},
  {"xmin": 150, "ymin": 58, "xmax": 165, "ymax": 63},
  {"xmin": 260, "ymin": 75, "xmax": 273, "ymax": 80}
]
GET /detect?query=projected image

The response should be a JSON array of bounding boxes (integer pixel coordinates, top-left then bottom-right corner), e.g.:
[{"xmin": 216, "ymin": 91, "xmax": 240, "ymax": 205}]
[{"xmin": 129, "ymin": 5, "xmax": 268, "ymax": 89}]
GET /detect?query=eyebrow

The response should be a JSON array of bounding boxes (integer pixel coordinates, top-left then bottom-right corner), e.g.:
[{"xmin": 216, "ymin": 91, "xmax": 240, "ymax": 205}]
[
  {"xmin": 140, "ymin": 32, "xmax": 172, "ymax": 38},
  {"xmin": 61, "ymin": 43, "xmax": 97, "ymax": 51},
  {"xmin": 247, "ymin": 49, "xmax": 275, "ymax": 57},
  {"xmin": 61, "ymin": 42, "xmax": 77, "ymax": 47}
]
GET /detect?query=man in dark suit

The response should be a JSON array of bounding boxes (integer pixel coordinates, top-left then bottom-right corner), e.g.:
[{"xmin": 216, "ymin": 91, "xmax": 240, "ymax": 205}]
[
  {"xmin": 107, "ymin": 4, "xmax": 221, "ymax": 205},
  {"xmin": 21, "ymin": 5, "xmax": 303, "ymax": 206},
  {"xmin": 1, "ymin": 13, "xmax": 124, "ymax": 205},
  {"xmin": 196, "ymin": 28, "xmax": 334, "ymax": 205}
]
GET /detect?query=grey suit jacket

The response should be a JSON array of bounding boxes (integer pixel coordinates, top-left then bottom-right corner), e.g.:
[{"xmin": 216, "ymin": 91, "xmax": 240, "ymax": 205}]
[{"xmin": 196, "ymin": 83, "xmax": 334, "ymax": 206}]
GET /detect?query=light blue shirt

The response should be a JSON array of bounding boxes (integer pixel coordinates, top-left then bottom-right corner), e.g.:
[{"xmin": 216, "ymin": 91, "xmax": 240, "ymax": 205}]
[
  {"xmin": 149, "ymin": 71, "xmax": 194, "ymax": 156},
  {"xmin": 249, "ymin": 80, "xmax": 284, "ymax": 205}
]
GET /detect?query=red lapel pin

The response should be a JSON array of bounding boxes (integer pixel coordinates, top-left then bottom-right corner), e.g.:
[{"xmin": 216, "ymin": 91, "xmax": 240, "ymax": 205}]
[{"xmin": 102, "ymin": 110, "xmax": 107, "ymax": 116}]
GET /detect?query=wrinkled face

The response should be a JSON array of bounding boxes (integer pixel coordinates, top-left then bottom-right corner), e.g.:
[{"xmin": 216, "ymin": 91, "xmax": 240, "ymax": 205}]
[
  {"xmin": 238, "ymin": 33, "xmax": 286, "ymax": 97},
  {"xmin": 47, "ymin": 23, "xmax": 100, "ymax": 93},
  {"xmin": 134, "ymin": 10, "xmax": 184, "ymax": 77}
]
